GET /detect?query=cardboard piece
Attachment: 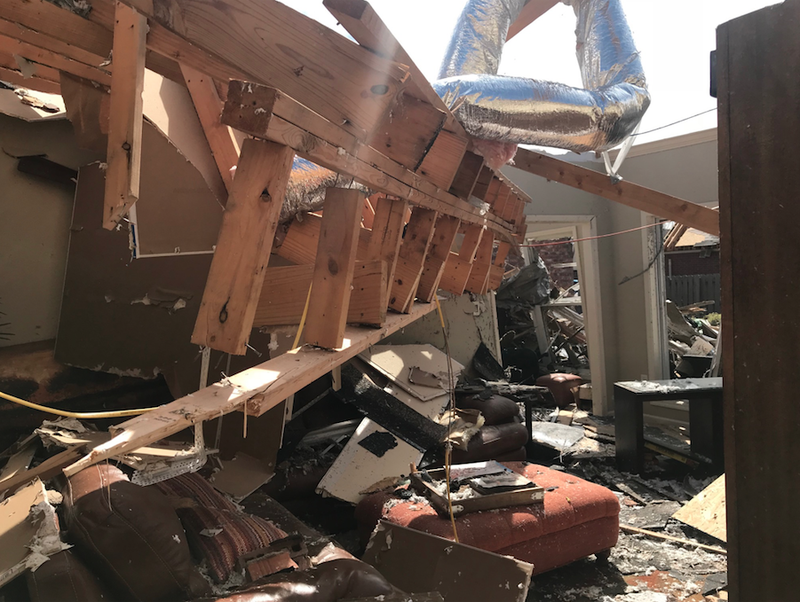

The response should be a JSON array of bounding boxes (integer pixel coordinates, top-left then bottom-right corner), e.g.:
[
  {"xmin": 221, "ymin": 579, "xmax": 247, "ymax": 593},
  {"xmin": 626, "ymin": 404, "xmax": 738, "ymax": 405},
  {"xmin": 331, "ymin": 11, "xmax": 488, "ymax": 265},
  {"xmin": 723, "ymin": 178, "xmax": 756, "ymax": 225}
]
[{"xmin": 362, "ymin": 521, "xmax": 532, "ymax": 602}]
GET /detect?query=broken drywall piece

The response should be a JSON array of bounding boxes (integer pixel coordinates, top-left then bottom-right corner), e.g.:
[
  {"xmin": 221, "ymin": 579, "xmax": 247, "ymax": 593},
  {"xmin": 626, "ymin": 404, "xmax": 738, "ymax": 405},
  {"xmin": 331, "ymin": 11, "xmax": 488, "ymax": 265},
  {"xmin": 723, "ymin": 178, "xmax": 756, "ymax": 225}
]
[
  {"xmin": 359, "ymin": 345, "xmax": 463, "ymax": 402},
  {"xmin": 316, "ymin": 419, "xmax": 422, "ymax": 505},
  {"xmin": 0, "ymin": 479, "xmax": 69, "ymax": 587},
  {"xmin": 209, "ymin": 453, "xmax": 275, "ymax": 501},
  {"xmin": 672, "ymin": 474, "xmax": 726, "ymax": 542},
  {"xmin": 362, "ymin": 521, "xmax": 532, "ymax": 602},
  {"xmin": 529, "ymin": 422, "xmax": 585, "ymax": 452}
]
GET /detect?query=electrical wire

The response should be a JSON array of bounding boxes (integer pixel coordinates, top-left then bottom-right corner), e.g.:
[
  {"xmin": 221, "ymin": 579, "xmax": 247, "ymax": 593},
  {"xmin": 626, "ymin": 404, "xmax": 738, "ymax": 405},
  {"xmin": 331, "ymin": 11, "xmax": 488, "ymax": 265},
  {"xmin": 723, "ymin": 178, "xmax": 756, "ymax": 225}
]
[
  {"xmin": 0, "ymin": 390, "xmax": 156, "ymax": 419},
  {"xmin": 293, "ymin": 283, "xmax": 314, "ymax": 349},
  {"xmin": 631, "ymin": 108, "xmax": 717, "ymax": 137},
  {"xmin": 434, "ymin": 296, "xmax": 459, "ymax": 543},
  {"xmin": 520, "ymin": 220, "xmax": 664, "ymax": 248}
]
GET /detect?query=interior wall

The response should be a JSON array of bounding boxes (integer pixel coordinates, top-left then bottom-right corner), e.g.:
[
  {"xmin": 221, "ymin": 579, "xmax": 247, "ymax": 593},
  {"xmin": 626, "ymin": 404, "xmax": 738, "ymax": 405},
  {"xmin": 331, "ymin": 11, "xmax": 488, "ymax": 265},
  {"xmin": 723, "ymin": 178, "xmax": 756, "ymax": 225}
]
[
  {"xmin": 0, "ymin": 114, "xmax": 99, "ymax": 348},
  {"xmin": 504, "ymin": 133, "xmax": 718, "ymax": 409}
]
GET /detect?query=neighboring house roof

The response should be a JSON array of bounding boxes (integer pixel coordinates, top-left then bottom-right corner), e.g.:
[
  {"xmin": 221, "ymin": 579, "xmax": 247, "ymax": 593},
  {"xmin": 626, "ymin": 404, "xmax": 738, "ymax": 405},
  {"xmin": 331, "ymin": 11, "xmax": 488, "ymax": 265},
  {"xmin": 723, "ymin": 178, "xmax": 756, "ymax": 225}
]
[{"xmin": 671, "ymin": 227, "xmax": 719, "ymax": 249}]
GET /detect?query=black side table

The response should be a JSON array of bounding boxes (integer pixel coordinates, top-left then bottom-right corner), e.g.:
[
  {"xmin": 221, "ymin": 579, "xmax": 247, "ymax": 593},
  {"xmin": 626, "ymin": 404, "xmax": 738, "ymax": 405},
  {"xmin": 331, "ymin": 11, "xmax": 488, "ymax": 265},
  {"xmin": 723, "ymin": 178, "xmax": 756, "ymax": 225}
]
[{"xmin": 614, "ymin": 378, "xmax": 723, "ymax": 473}]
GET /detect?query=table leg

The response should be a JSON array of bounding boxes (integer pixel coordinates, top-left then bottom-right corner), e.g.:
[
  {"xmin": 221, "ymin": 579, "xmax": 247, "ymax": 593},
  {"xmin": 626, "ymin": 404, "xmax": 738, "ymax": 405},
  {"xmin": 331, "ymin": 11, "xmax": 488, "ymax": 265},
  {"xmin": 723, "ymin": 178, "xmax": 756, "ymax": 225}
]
[
  {"xmin": 615, "ymin": 387, "xmax": 644, "ymax": 473},
  {"xmin": 689, "ymin": 393, "xmax": 724, "ymax": 470}
]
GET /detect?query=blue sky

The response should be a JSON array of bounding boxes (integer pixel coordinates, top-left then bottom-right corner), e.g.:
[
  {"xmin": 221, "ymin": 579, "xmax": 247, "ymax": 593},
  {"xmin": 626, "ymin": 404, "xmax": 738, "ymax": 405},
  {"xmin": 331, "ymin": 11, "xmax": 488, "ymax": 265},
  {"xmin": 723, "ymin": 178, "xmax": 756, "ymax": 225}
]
[{"xmin": 282, "ymin": 0, "xmax": 778, "ymax": 148}]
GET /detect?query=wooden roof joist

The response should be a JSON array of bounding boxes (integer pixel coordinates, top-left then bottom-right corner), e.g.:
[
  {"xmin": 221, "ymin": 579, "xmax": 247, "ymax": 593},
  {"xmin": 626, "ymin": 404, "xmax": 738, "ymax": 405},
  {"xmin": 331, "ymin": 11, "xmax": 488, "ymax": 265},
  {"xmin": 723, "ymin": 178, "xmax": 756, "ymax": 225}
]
[
  {"xmin": 513, "ymin": 148, "xmax": 720, "ymax": 235},
  {"xmin": 62, "ymin": 302, "xmax": 439, "ymax": 478},
  {"xmin": 223, "ymin": 80, "xmax": 517, "ymax": 237}
]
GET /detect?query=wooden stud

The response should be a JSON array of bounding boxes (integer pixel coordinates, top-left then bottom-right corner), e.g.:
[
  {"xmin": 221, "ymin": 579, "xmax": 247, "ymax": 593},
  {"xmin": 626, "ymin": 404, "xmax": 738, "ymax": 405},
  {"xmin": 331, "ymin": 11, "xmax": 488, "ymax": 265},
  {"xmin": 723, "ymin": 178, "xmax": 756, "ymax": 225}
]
[
  {"xmin": 181, "ymin": 65, "xmax": 240, "ymax": 193},
  {"xmin": 488, "ymin": 242, "xmax": 511, "ymax": 290},
  {"xmin": 254, "ymin": 260, "xmax": 387, "ymax": 327},
  {"xmin": 276, "ymin": 213, "xmax": 371, "ymax": 265},
  {"xmin": 439, "ymin": 224, "xmax": 485, "ymax": 295},
  {"xmin": 449, "ymin": 151, "xmax": 485, "ymax": 200},
  {"xmin": 362, "ymin": 195, "xmax": 377, "ymax": 229},
  {"xmin": 417, "ymin": 129, "xmax": 469, "ymax": 190},
  {"xmin": 472, "ymin": 165, "xmax": 494, "ymax": 200},
  {"xmin": 389, "ymin": 208, "xmax": 438, "ymax": 312},
  {"xmin": 191, "ymin": 139, "xmax": 295, "ymax": 354},
  {"xmin": 303, "ymin": 188, "xmax": 365, "ymax": 349},
  {"xmin": 102, "ymin": 1, "xmax": 147, "ymax": 230},
  {"xmin": 465, "ymin": 232, "xmax": 495, "ymax": 294},
  {"xmin": 512, "ymin": 148, "xmax": 720, "ymax": 235},
  {"xmin": 367, "ymin": 195, "xmax": 408, "ymax": 299},
  {"xmin": 416, "ymin": 215, "xmax": 462, "ymax": 303}
]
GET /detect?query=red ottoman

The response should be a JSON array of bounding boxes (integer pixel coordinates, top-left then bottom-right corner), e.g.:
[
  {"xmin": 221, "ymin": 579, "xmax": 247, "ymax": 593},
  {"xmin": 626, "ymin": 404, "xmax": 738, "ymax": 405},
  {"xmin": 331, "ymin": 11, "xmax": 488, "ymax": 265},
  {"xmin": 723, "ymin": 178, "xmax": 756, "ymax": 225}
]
[{"xmin": 355, "ymin": 462, "xmax": 619, "ymax": 575}]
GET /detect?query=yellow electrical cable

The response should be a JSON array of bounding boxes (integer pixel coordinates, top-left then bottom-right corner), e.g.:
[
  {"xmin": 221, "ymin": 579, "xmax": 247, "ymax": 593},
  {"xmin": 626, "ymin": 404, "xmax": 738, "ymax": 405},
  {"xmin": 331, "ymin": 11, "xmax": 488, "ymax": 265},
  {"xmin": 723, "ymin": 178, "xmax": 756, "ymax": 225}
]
[
  {"xmin": 293, "ymin": 283, "xmax": 313, "ymax": 349},
  {"xmin": 435, "ymin": 296, "xmax": 459, "ymax": 543},
  {"xmin": 0, "ymin": 390, "xmax": 156, "ymax": 419}
]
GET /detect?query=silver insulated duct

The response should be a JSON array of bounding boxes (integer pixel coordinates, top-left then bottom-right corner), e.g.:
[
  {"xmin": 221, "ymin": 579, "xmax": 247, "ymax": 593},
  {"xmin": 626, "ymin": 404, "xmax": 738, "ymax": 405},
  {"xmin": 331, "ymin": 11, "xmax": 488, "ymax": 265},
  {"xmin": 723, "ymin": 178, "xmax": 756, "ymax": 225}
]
[{"xmin": 434, "ymin": 0, "xmax": 650, "ymax": 153}]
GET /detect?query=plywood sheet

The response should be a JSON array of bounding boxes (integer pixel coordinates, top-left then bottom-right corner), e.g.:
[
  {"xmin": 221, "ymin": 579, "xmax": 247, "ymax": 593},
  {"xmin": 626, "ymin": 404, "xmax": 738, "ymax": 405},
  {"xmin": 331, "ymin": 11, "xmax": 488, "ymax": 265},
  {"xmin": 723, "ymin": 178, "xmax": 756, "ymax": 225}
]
[
  {"xmin": 359, "ymin": 344, "xmax": 463, "ymax": 402},
  {"xmin": 672, "ymin": 475, "xmax": 726, "ymax": 542}
]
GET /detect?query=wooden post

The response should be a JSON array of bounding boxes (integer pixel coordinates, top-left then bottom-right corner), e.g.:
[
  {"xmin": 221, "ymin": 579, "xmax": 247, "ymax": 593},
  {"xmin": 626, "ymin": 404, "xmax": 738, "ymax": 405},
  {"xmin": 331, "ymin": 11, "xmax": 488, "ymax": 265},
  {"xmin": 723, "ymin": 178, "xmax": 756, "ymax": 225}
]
[
  {"xmin": 102, "ymin": 1, "xmax": 146, "ymax": 230},
  {"xmin": 416, "ymin": 214, "xmax": 461, "ymax": 302},
  {"xmin": 181, "ymin": 64, "xmax": 241, "ymax": 193},
  {"xmin": 303, "ymin": 188, "xmax": 365, "ymax": 349},
  {"xmin": 388, "ymin": 207, "xmax": 438, "ymax": 313},
  {"xmin": 367, "ymin": 195, "xmax": 408, "ymax": 300},
  {"xmin": 438, "ymin": 224, "xmax": 485, "ymax": 295},
  {"xmin": 191, "ymin": 139, "xmax": 294, "ymax": 354}
]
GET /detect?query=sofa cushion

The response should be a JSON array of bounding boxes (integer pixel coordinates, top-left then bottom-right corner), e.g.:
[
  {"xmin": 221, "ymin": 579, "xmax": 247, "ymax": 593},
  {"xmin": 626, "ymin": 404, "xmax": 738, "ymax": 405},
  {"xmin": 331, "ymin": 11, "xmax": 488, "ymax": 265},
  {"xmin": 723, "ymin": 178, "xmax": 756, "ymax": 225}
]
[{"xmin": 63, "ymin": 464, "xmax": 211, "ymax": 602}]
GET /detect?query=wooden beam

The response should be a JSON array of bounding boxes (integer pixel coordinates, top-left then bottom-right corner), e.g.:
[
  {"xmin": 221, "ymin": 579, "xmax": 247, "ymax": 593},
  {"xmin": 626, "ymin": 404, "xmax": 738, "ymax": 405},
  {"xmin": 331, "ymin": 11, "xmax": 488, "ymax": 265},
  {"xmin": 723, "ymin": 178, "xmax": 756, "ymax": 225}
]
[
  {"xmin": 192, "ymin": 139, "xmax": 295, "ymax": 354},
  {"xmin": 449, "ymin": 151, "xmax": 485, "ymax": 200},
  {"xmin": 507, "ymin": 0, "xmax": 560, "ymax": 41},
  {"xmin": 0, "ymin": 18, "xmax": 108, "ymax": 70},
  {"xmin": 303, "ymin": 188, "xmax": 365, "ymax": 349},
  {"xmin": 366, "ymin": 195, "xmax": 408, "ymax": 299},
  {"xmin": 439, "ymin": 224, "xmax": 485, "ymax": 295},
  {"xmin": 275, "ymin": 213, "xmax": 371, "ymax": 266},
  {"xmin": 416, "ymin": 214, "xmax": 461, "ymax": 303},
  {"xmin": 0, "ymin": 33, "xmax": 111, "ymax": 85},
  {"xmin": 221, "ymin": 82, "xmax": 515, "ymax": 235},
  {"xmin": 113, "ymin": 0, "xmax": 409, "ymax": 140},
  {"xmin": 465, "ymin": 232, "xmax": 495, "ymax": 294},
  {"xmin": 0, "ymin": 66, "xmax": 60, "ymax": 94},
  {"xmin": 254, "ymin": 261, "xmax": 387, "ymax": 327},
  {"xmin": 102, "ymin": 1, "xmax": 146, "ymax": 230},
  {"xmin": 0, "ymin": 51, "xmax": 60, "ymax": 82},
  {"xmin": 417, "ymin": 129, "xmax": 469, "ymax": 190},
  {"xmin": 180, "ymin": 65, "xmax": 240, "ymax": 193},
  {"xmin": 512, "ymin": 148, "xmax": 720, "ymax": 235},
  {"xmin": 63, "ymin": 302, "xmax": 439, "ymax": 478},
  {"xmin": 389, "ymin": 207, "xmax": 438, "ymax": 312}
]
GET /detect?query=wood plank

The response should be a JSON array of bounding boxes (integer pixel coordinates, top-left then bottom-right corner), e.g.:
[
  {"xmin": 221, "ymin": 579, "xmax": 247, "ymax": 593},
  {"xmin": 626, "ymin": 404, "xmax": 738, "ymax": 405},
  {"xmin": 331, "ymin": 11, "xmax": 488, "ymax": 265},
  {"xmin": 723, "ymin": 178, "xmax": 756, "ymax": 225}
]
[
  {"xmin": 417, "ymin": 129, "xmax": 468, "ymax": 190},
  {"xmin": 465, "ymin": 232, "xmax": 495, "ymax": 294},
  {"xmin": 672, "ymin": 475, "xmax": 726, "ymax": 542},
  {"xmin": 0, "ymin": 66, "xmax": 60, "ymax": 94},
  {"xmin": 366, "ymin": 195, "xmax": 408, "ymax": 299},
  {"xmin": 507, "ymin": 0, "xmax": 560, "ymax": 40},
  {"xmin": 63, "ymin": 302, "xmax": 439, "ymax": 478},
  {"xmin": 512, "ymin": 148, "xmax": 720, "ymax": 235},
  {"xmin": 416, "ymin": 214, "xmax": 461, "ymax": 303},
  {"xmin": 115, "ymin": 0, "xmax": 408, "ymax": 140},
  {"xmin": 389, "ymin": 208, "xmax": 438, "ymax": 312},
  {"xmin": 367, "ymin": 92, "xmax": 445, "ymax": 171},
  {"xmin": 191, "ymin": 139, "xmax": 294, "ymax": 354},
  {"xmin": 487, "ymin": 242, "xmax": 511, "ymax": 290},
  {"xmin": 181, "ymin": 65, "xmax": 240, "ymax": 193},
  {"xmin": 472, "ymin": 165, "xmax": 494, "ymax": 200},
  {"xmin": 275, "ymin": 213, "xmax": 371, "ymax": 265},
  {"xmin": 322, "ymin": 0, "xmax": 467, "ymax": 138},
  {"xmin": 449, "ymin": 151, "xmax": 484, "ymax": 200},
  {"xmin": 102, "ymin": 1, "xmax": 147, "ymax": 230},
  {"xmin": 361, "ymin": 196, "xmax": 377, "ymax": 229},
  {"xmin": 0, "ymin": 447, "xmax": 83, "ymax": 497},
  {"xmin": 0, "ymin": 18, "xmax": 108, "ymax": 70},
  {"xmin": 221, "ymin": 82, "xmax": 515, "ymax": 235},
  {"xmin": 439, "ymin": 224, "xmax": 485, "ymax": 295},
  {"xmin": 254, "ymin": 260, "xmax": 387, "ymax": 327},
  {"xmin": 0, "ymin": 52, "xmax": 60, "ymax": 82},
  {"xmin": 304, "ymin": 188, "xmax": 365, "ymax": 349},
  {"xmin": 0, "ymin": 33, "xmax": 111, "ymax": 85}
]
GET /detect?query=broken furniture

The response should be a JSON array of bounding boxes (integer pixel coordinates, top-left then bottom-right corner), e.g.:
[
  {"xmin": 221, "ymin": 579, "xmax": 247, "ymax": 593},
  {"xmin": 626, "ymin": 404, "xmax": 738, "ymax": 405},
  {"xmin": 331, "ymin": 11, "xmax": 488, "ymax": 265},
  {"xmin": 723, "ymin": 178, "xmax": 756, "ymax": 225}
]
[
  {"xmin": 614, "ymin": 377, "xmax": 723, "ymax": 473},
  {"xmin": 356, "ymin": 461, "xmax": 620, "ymax": 575}
]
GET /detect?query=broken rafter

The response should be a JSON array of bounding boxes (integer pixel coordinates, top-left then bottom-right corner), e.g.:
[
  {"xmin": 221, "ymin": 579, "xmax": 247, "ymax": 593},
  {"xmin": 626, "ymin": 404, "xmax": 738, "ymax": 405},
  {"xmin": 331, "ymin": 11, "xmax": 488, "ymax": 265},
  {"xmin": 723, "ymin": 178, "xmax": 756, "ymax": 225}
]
[
  {"xmin": 102, "ymin": 1, "xmax": 146, "ymax": 230},
  {"xmin": 513, "ymin": 148, "xmax": 720, "ymax": 235},
  {"xmin": 63, "ymin": 302, "xmax": 439, "ymax": 478},
  {"xmin": 506, "ymin": 0, "xmax": 560, "ymax": 41}
]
